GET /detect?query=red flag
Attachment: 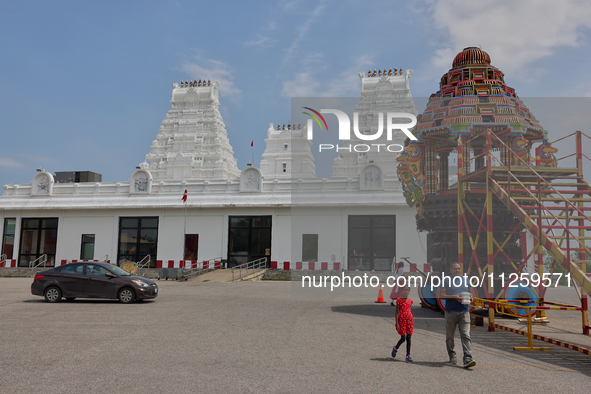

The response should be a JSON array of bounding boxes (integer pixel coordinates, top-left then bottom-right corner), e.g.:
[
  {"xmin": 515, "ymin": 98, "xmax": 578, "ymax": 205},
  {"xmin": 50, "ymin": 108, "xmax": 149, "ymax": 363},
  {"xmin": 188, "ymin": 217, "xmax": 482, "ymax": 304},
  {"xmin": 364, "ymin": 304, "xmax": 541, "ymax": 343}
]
[
  {"xmin": 181, "ymin": 189, "xmax": 187, "ymax": 203},
  {"xmin": 251, "ymin": 141, "xmax": 253, "ymax": 147}
]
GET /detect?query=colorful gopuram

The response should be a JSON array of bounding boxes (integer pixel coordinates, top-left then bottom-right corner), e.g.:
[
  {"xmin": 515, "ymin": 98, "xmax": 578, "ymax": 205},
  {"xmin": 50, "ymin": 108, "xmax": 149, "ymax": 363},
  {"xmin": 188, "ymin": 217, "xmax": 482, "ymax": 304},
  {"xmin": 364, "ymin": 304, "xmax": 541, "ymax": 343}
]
[{"xmin": 403, "ymin": 47, "xmax": 557, "ymax": 273}]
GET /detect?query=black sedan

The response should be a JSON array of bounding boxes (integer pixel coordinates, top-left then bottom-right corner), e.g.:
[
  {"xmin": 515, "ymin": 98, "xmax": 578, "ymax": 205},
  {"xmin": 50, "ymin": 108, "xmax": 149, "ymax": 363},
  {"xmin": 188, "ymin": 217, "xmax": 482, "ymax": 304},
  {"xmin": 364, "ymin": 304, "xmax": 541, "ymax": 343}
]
[{"xmin": 31, "ymin": 262, "xmax": 158, "ymax": 303}]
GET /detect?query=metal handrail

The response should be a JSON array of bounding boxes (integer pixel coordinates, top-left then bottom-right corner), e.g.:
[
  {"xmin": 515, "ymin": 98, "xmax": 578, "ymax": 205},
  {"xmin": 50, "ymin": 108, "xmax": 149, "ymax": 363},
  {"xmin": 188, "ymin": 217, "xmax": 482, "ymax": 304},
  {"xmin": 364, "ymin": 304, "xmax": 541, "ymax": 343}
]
[
  {"xmin": 490, "ymin": 133, "xmax": 591, "ymax": 221},
  {"xmin": 136, "ymin": 255, "xmax": 151, "ymax": 277},
  {"xmin": 29, "ymin": 254, "xmax": 48, "ymax": 274},
  {"xmin": 182, "ymin": 256, "xmax": 223, "ymax": 280},
  {"xmin": 231, "ymin": 257, "xmax": 267, "ymax": 282},
  {"xmin": 488, "ymin": 156, "xmax": 591, "ymax": 259}
]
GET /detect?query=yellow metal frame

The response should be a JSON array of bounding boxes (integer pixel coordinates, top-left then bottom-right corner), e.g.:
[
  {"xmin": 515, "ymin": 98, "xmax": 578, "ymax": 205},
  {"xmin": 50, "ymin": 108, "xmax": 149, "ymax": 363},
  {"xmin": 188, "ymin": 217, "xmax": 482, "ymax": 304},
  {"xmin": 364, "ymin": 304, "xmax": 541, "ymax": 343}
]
[{"xmin": 473, "ymin": 298, "xmax": 549, "ymax": 351}]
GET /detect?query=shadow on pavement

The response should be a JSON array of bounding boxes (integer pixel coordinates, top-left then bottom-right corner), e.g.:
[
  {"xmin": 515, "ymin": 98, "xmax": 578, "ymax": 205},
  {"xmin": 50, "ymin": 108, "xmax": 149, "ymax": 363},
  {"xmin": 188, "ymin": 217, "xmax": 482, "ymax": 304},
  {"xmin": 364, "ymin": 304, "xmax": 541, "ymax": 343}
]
[
  {"xmin": 24, "ymin": 298, "xmax": 155, "ymax": 304},
  {"xmin": 371, "ymin": 358, "xmax": 448, "ymax": 368},
  {"xmin": 332, "ymin": 303, "xmax": 591, "ymax": 377}
]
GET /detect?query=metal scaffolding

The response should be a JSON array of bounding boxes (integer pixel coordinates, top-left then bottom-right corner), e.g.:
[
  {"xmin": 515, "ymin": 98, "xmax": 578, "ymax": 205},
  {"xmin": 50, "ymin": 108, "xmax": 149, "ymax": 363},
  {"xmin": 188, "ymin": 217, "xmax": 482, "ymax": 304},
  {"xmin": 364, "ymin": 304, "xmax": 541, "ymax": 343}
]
[{"xmin": 457, "ymin": 129, "xmax": 591, "ymax": 334}]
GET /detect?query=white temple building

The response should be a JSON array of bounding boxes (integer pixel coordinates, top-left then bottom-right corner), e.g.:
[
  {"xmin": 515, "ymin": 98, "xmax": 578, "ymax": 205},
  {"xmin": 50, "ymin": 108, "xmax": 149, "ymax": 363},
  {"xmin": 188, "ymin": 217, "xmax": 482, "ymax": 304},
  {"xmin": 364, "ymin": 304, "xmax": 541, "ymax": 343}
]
[{"xmin": 0, "ymin": 70, "xmax": 427, "ymax": 272}]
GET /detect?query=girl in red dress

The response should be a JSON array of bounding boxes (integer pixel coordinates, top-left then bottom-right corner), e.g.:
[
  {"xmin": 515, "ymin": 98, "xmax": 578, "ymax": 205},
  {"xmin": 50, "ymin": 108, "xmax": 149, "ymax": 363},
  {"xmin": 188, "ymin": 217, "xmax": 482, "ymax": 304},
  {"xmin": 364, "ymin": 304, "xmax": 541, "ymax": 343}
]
[{"xmin": 391, "ymin": 285, "xmax": 414, "ymax": 363}]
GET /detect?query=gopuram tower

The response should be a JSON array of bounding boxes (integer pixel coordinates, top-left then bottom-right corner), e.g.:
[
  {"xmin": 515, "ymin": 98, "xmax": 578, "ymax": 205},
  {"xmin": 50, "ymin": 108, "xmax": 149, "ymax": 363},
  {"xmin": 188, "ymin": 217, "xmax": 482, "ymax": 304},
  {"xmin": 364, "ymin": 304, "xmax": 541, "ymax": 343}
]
[
  {"xmin": 332, "ymin": 67, "xmax": 418, "ymax": 177},
  {"xmin": 408, "ymin": 47, "xmax": 547, "ymax": 273},
  {"xmin": 141, "ymin": 80, "xmax": 240, "ymax": 180}
]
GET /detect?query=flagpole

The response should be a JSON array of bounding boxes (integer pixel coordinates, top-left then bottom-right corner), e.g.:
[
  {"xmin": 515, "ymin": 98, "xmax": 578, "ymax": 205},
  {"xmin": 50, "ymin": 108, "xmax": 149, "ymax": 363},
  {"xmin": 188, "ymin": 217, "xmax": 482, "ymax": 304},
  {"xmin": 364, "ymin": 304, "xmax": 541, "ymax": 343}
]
[{"xmin": 182, "ymin": 190, "xmax": 187, "ymax": 263}]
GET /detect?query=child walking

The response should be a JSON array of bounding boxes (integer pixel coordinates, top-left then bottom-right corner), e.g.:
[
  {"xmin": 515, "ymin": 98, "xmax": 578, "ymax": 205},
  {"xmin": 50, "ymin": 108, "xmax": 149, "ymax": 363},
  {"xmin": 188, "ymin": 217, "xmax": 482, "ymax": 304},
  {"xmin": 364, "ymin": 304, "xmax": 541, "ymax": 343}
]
[{"xmin": 391, "ymin": 285, "xmax": 414, "ymax": 363}]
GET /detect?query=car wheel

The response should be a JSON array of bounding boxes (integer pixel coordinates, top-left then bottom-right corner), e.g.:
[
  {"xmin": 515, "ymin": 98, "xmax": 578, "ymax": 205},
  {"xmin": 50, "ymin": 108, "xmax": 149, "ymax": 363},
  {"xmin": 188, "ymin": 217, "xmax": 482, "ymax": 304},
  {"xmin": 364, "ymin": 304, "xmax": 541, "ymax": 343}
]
[
  {"xmin": 118, "ymin": 288, "xmax": 135, "ymax": 304},
  {"xmin": 44, "ymin": 286, "xmax": 62, "ymax": 303}
]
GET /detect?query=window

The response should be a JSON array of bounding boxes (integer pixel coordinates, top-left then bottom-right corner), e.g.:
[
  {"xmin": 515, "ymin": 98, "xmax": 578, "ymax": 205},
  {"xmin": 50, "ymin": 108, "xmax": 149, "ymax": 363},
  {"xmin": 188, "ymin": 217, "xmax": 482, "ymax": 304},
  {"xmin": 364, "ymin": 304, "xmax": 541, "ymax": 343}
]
[
  {"xmin": 80, "ymin": 234, "xmax": 95, "ymax": 260},
  {"xmin": 228, "ymin": 216, "xmax": 272, "ymax": 267},
  {"xmin": 282, "ymin": 163, "xmax": 287, "ymax": 173},
  {"xmin": 434, "ymin": 119, "xmax": 442, "ymax": 127},
  {"xmin": 302, "ymin": 234, "xmax": 318, "ymax": 262},
  {"xmin": 117, "ymin": 217, "xmax": 158, "ymax": 267},
  {"xmin": 482, "ymin": 115, "xmax": 494, "ymax": 122},
  {"xmin": 2, "ymin": 218, "xmax": 16, "ymax": 259},
  {"xmin": 59, "ymin": 264, "xmax": 84, "ymax": 274},
  {"xmin": 86, "ymin": 264, "xmax": 108, "ymax": 276},
  {"xmin": 284, "ymin": 144, "xmax": 288, "ymax": 151},
  {"xmin": 479, "ymin": 96, "xmax": 489, "ymax": 103},
  {"xmin": 348, "ymin": 215, "xmax": 395, "ymax": 271},
  {"xmin": 19, "ymin": 218, "xmax": 58, "ymax": 267}
]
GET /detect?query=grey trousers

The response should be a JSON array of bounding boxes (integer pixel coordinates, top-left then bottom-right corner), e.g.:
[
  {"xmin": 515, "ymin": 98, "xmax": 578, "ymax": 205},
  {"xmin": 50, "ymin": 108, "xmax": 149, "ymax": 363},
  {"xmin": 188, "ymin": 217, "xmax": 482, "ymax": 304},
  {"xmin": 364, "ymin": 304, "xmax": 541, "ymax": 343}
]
[{"xmin": 445, "ymin": 310, "xmax": 473, "ymax": 362}]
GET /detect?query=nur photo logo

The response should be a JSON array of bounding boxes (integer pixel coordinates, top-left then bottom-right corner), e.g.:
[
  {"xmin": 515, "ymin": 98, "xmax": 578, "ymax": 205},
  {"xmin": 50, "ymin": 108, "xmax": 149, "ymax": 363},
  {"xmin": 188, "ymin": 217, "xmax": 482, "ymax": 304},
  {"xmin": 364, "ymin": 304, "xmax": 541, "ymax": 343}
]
[{"xmin": 302, "ymin": 107, "xmax": 418, "ymax": 153}]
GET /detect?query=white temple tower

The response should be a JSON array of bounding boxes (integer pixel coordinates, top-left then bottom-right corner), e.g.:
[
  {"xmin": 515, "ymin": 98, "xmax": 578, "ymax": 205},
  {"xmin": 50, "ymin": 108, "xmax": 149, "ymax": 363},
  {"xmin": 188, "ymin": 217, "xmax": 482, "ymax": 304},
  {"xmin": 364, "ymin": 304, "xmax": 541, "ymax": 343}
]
[
  {"xmin": 332, "ymin": 69, "xmax": 418, "ymax": 177},
  {"xmin": 260, "ymin": 122, "xmax": 316, "ymax": 179},
  {"xmin": 141, "ymin": 80, "xmax": 240, "ymax": 180}
]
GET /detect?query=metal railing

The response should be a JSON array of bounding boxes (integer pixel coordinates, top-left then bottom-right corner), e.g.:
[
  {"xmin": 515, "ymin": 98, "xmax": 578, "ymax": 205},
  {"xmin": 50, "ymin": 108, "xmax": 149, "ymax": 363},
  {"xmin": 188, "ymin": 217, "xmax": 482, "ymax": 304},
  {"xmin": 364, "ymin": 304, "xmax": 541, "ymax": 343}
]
[
  {"xmin": 472, "ymin": 297, "xmax": 586, "ymax": 351},
  {"xmin": 136, "ymin": 255, "xmax": 151, "ymax": 277},
  {"xmin": 182, "ymin": 257, "xmax": 223, "ymax": 280},
  {"xmin": 29, "ymin": 254, "xmax": 48, "ymax": 275},
  {"xmin": 231, "ymin": 257, "xmax": 267, "ymax": 282}
]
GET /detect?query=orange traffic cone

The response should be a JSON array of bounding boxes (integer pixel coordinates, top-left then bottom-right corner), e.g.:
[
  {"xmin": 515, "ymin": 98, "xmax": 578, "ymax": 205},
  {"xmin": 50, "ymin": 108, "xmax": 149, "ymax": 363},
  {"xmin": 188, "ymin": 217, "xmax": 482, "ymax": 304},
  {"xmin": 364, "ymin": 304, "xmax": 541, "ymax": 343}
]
[{"xmin": 375, "ymin": 284, "xmax": 386, "ymax": 303}]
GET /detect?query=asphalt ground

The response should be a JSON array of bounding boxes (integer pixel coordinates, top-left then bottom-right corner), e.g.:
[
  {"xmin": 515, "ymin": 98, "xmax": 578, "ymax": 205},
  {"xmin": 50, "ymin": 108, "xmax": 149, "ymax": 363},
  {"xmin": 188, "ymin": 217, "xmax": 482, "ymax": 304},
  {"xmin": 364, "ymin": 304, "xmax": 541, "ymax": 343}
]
[{"xmin": 1, "ymin": 278, "xmax": 590, "ymax": 393}]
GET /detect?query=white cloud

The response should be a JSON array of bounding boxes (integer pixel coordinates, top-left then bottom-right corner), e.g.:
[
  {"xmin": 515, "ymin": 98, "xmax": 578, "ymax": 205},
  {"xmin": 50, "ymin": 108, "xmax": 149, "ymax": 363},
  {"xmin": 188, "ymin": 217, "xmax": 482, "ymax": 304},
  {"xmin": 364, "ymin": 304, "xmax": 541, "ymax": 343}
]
[
  {"xmin": 281, "ymin": 72, "xmax": 321, "ymax": 97},
  {"xmin": 280, "ymin": 0, "xmax": 301, "ymax": 11},
  {"xmin": 244, "ymin": 35, "xmax": 278, "ymax": 48},
  {"xmin": 0, "ymin": 158, "xmax": 26, "ymax": 169},
  {"xmin": 281, "ymin": 55, "xmax": 375, "ymax": 97},
  {"xmin": 283, "ymin": 0, "xmax": 327, "ymax": 62},
  {"xmin": 426, "ymin": 0, "xmax": 591, "ymax": 77},
  {"xmin": 182, "ymin": 58, "xmax": 242, "ymax": 102},
  {"xmin": 301, "ymin": 52, "xmax": 325, "ymax": 66}
]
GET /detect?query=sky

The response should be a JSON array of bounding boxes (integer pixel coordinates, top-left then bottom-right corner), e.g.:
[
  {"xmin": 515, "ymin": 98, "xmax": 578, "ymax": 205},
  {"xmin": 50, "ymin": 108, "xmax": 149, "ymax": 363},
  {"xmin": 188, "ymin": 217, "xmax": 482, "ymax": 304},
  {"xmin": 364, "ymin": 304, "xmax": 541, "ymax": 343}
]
[{"xmin": 1, "ymin": 0, "xmax": 591, "ymax": 188}]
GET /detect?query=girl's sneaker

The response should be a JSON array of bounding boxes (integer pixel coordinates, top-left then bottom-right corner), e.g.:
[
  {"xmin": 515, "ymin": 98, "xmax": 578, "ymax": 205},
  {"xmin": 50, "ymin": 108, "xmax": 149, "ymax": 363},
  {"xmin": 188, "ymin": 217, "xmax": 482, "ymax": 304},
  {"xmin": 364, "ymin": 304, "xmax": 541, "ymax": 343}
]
[
  {"xmin": 405, "ymin": 356, "xmax": 413, "ymax": 363},
  {"xmin": 391, "ymin": 347, "xmax": 397, "ymax": 358}
]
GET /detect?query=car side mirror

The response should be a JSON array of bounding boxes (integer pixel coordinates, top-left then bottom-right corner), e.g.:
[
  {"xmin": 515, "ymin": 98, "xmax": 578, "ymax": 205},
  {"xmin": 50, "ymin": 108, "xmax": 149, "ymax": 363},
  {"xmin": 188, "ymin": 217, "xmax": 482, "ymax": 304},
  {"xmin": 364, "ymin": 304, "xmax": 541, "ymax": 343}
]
[{"xmin": 105, "ymin": 272, "xmax": 116, "ymax": 278}]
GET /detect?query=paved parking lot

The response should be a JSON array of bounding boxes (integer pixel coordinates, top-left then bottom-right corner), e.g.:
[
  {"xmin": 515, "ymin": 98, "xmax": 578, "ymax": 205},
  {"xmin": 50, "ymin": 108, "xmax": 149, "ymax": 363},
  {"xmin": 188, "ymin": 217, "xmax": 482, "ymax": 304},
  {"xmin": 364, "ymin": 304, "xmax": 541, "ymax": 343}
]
[{"xmin": 1, "ymin": 277, "xmax": 590, "ymax": 393}]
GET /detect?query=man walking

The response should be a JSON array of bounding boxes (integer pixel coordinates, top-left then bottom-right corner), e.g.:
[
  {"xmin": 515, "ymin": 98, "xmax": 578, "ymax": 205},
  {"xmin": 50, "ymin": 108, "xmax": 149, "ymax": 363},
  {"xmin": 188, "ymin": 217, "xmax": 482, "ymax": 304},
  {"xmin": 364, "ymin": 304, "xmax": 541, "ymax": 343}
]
[{"xmin": 437, "ymin": 262, "xmax": 476, "ymax": 368}]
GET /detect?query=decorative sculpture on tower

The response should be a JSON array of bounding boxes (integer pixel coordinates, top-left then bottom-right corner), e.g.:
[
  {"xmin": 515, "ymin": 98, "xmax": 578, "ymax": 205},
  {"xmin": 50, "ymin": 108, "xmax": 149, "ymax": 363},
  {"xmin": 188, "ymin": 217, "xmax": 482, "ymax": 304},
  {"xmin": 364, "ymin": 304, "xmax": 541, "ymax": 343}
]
[
  {"xmin": 538, "ymin": 141, "xmax": 559, "ymax": 167},
  {"xmin": 396, "ymin": 142, "xmax": 425, "ymax": 209}
]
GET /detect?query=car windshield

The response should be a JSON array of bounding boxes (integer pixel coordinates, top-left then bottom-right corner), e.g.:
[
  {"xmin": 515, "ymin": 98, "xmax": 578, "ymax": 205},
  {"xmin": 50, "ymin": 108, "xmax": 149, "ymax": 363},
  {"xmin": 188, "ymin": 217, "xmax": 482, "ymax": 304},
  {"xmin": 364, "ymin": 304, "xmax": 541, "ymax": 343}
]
[{"xmin": 105, "ymin": 264, "xmax": 132, "ymax": 276}]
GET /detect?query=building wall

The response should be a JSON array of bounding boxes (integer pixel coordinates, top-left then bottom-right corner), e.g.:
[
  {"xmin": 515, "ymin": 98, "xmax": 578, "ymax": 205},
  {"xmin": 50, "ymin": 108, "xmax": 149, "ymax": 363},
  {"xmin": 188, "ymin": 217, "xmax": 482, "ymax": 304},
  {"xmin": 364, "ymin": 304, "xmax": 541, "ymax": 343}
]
[{"xmin": 0, "ymin": 206, "xmax": 426, "ymax": 269}]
